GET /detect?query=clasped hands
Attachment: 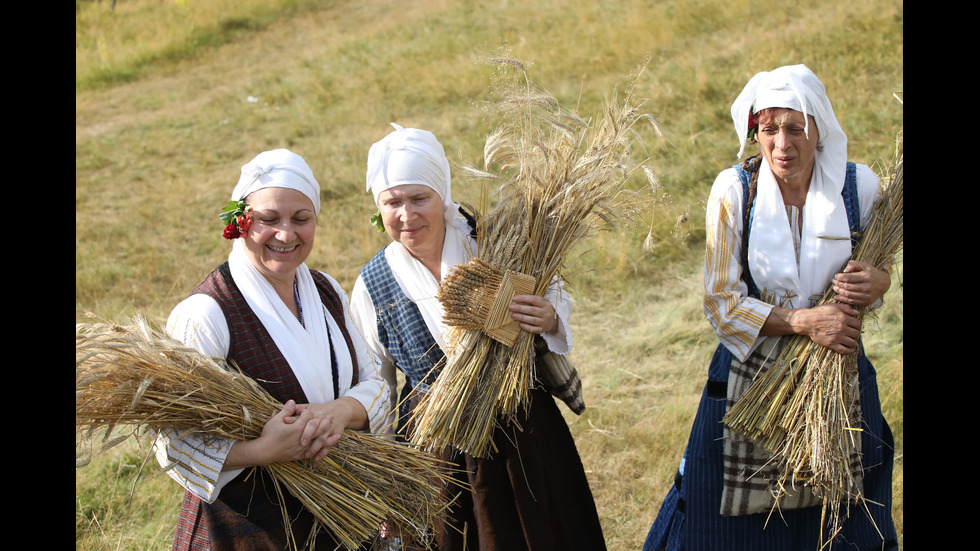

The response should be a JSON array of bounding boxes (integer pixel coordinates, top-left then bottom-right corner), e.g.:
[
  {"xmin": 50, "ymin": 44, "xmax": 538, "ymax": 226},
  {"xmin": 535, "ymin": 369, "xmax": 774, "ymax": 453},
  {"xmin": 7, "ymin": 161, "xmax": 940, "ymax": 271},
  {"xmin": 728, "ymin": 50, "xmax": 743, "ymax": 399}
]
[{"xmin": 228, "ymin": 398, "xmax": 357, "ymax": 469}]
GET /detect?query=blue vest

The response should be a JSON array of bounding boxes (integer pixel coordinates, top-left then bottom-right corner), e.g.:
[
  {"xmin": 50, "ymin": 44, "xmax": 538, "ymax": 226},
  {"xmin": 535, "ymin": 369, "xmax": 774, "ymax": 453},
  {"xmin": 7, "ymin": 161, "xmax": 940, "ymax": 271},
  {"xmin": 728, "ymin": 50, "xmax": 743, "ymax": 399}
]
[
  {"xmin": 735, "ymin": 158, "xmax": 860, "ymax": 299},
  {"xmin": 359, "ymin": 246, "xmax": 444, "ymax": 435}
]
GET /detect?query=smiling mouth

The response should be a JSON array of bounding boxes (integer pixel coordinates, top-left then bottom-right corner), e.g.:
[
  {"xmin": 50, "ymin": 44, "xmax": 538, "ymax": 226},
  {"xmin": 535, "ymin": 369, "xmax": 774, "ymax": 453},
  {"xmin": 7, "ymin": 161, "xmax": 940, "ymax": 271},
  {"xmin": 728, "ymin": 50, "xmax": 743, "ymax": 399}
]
[{"xmin": 267, "ymin": 244, "xmax": 299, "ymax": 253}]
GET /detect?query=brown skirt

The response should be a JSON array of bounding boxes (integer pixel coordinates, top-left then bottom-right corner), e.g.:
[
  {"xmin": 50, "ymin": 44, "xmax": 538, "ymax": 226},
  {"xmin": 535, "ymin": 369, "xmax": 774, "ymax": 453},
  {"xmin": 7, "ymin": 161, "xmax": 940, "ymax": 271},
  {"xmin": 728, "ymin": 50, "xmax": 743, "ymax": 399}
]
[{"xmin": 434, "ymin": 387, "xmax": 606, "ymax": 551}]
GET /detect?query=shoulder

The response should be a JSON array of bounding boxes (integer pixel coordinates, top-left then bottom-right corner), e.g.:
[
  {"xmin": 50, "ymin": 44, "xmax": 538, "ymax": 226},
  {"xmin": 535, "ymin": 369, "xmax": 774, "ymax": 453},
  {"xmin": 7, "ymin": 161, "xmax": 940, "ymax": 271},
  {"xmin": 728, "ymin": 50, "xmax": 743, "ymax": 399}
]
[
  {"xmin": 709, "ymin": 166, "xmax": 745, "ymax": 199},
  {"xmin": 310, "ymin": 270, "xmax": 351, "ymax": 303},
  {"xmin": 166, "ymin": 294, "xmax": 230, "ymax": 356}
]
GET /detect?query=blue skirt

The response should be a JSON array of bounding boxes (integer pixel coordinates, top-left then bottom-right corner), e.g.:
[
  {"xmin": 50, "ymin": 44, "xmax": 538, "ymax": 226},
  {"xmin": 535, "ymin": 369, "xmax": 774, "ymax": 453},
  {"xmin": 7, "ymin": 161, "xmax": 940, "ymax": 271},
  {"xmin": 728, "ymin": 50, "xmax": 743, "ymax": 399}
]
[{"xmin": 643, "ymin": 343, "xmax": 898, "ymax": 551}]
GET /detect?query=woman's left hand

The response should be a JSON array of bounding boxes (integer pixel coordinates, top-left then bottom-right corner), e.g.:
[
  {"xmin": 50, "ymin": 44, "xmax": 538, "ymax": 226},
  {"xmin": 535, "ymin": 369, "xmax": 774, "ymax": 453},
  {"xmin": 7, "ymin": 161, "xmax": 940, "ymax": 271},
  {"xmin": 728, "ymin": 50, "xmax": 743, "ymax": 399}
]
[
  {"xmin": 832, "ymin": 260, "xmax": 891, "ymax": 307},
  {"xmin": 509, "ymin": 294, "xmax": 559, "ymax": 335}
]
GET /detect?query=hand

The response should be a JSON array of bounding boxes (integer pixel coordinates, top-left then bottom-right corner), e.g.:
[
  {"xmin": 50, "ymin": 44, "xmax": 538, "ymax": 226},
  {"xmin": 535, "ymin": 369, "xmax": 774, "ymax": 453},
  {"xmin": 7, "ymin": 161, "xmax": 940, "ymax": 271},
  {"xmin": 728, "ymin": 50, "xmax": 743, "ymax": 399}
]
[
  {"xmin": 226, "ymin": 399, "xmax": 319, "ymax": 469},
  {"xmin": 509, "ymin": 294, "xmax": 559, "ymax": 335},
  {"xmin": 832, "ymin": 260, "xmax": 891, "ymax": 307},
  {"xmin": 800, "ymin": 303, "xmax": 862, "ymax": 354},
  {"xmin": 763, "ymin": 302, "xmax": 862, "ymax": 355}
]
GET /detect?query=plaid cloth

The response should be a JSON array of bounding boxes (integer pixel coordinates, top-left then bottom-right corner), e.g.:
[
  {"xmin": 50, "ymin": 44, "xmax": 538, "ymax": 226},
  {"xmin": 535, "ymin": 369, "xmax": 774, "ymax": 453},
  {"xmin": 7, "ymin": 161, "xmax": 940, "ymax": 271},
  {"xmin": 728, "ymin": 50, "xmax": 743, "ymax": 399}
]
[
  {"xmin": 721, "ymin": 336, "xmax": 863, "ymax": 517},
  {"xmin": 359, "ymin": 247, "xmax": 444, "ymax": 438}
]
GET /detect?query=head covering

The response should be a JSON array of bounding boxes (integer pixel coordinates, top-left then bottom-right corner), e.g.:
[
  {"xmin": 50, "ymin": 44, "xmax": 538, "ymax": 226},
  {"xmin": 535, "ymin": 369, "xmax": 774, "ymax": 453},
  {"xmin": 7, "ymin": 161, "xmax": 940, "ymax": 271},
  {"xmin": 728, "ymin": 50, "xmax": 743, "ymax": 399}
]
[
  {"xmin": 730, "ymin": 64, "xmax": 847, "ymax": 188},
  {"xmin": 366, "ymin": 123, "xmax": 455, "ymax": 226},
  {"xmin": 232, "ymin": 149, "xmax": 321, "ymax": 215}
]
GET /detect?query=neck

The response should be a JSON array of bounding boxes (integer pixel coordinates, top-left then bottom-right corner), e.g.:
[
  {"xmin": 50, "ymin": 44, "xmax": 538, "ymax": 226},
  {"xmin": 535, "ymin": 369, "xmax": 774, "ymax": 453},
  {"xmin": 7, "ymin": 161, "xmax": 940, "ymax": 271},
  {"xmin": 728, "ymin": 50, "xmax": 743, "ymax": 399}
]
[
  {"xmin": 775, "ymin": 171, "xmax": 812, "ymax": 208},
  {"xmin": 403, "ymin": 229, "xmax": 446, "ymax": 282},
  {"xmin": 266, "ymin": 271, "xmax": 301, "ymax": 318}
]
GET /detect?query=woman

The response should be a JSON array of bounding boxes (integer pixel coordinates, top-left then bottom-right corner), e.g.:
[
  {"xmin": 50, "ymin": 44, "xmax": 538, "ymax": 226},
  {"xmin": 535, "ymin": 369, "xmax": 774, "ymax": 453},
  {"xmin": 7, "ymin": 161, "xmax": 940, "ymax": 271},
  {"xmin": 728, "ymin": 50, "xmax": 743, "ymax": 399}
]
[
  {"xmin": 642, "ymin": 65, "xmax": 898, "ymax": 550},
  {"xmin": 349, "ymin": 124, "xmax": 606, "ymax": 550},
  {"xmin": 154, "ymin": 149, "xmax": 390, "ymax": 550}
]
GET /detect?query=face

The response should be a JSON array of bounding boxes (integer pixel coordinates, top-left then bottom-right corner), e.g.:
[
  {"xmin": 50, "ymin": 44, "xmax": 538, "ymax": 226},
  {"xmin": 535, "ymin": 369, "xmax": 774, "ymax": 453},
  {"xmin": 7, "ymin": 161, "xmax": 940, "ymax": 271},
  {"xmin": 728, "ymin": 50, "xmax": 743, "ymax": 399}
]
[
  {"xmin": 757, "ymin": 108, "xmax": 820, "ymax": 188},
  {"xmin": 377, "ymin": 184, "xmax": 446, "ymax": 256},
  {"xmin": 241, "ymin": 187, "xmax": 316, "ymax": 286}
]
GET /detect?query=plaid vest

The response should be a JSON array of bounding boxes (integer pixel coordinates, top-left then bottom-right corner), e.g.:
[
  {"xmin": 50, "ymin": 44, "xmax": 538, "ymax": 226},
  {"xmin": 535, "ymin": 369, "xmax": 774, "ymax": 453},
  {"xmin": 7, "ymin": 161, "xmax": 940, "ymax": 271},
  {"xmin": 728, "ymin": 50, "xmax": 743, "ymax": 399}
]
[
  {"xmin": 172, "ymin": 262, "xmax": 358, "ymax": 551},
  {"xmin": 359, "ymin": 247, "xmax": 444, "ymax": 436}
]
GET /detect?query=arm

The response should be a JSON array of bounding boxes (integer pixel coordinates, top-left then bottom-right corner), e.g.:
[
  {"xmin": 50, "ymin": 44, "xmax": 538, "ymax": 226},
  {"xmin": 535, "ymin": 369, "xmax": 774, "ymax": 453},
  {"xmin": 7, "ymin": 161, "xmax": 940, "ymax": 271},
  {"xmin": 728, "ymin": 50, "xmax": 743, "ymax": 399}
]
[
  {"xmin": 349, "ymin": 276, "xmax": 399, "ymax": 434},
  {"xmin": 702, "ymin": 170, "xmax": 775, "ymax": 361}
]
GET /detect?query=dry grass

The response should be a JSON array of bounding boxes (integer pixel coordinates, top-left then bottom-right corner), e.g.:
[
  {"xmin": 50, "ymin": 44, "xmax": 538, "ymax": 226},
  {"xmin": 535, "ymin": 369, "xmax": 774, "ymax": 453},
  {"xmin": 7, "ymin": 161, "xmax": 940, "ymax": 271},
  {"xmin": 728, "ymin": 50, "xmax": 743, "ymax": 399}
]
[
  {"xmin": 410, "ymin": 55, "xmax": 657, "ymax": 458},
  {"xmin": 76, "ymin": 315, "xmax": 460, "ymax": 550}
]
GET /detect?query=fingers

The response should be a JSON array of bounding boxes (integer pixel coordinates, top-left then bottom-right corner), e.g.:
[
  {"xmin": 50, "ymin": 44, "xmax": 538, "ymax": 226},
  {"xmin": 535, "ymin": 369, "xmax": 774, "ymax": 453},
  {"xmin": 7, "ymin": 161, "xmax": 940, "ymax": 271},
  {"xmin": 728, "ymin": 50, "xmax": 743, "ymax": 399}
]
[{"xmin": 510, "ymin": 295, "xmax": 557, "ymax": 334}]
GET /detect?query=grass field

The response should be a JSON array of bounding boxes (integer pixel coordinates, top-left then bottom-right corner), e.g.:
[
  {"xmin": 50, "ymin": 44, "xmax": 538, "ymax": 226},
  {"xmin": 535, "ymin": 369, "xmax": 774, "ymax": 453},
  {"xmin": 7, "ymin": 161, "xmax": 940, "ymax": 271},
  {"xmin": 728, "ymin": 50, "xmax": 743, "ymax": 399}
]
[{"xmin": 76, "ymin": 0, "xmax": 903, "ymax": 549}]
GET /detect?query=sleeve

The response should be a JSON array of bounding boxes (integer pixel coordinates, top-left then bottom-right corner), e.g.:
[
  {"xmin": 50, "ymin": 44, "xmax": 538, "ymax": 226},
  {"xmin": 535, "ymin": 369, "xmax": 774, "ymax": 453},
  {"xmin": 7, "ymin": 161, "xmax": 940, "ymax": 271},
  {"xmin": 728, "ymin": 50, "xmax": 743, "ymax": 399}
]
[
  {"xmin": 854, "ymin": 163, "xmax": 880, "ymax": 234},
  {"xmin": 702, "ymin": 168, "xmax": 775, "ymax": 362},
  {"xmin": 152, "ymin": 294, "xmax": 243, "ymax": 503},
  {"xmin": 349, "ymin": 276, "xmax": 398, "ymax": 435},
  {"xmin": 541, "ymin": 277, "xmax": 574, "ymax": 355},
  {"xmin": 322, "ymin": 274, "xmax": 392, "ymax": 435}
]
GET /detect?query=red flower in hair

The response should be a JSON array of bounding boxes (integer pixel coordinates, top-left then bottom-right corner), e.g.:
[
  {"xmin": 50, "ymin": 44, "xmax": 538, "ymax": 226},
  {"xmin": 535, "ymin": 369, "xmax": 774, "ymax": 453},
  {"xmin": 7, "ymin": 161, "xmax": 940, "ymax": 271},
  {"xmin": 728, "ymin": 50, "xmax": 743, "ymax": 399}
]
[
  {"xmin": 219, "ymin": 200, "xmax": 252, "ymax": 240},
  {"xmin": 746, "ymin": 112, "xmax": 759, "ymax": 143}
]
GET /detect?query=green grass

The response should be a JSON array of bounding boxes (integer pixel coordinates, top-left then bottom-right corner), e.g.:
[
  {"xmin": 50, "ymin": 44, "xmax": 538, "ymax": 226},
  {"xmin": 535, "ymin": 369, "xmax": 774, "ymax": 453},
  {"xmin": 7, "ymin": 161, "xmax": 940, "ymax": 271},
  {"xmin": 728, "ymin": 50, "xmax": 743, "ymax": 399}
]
[{"xmin": 76, "ymin": 0, "xmax": 902, "ymax": 548}]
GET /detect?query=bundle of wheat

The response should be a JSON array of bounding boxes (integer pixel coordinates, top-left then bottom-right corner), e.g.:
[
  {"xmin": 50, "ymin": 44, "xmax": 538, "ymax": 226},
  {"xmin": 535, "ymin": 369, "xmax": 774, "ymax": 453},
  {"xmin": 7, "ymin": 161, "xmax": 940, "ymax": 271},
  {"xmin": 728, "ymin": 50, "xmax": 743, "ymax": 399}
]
[
  {"xmin": 407, "ymin": 56, "xmax": 657, "ymax": 458},
  {"xmin": 723, "ymin": 155, "xmax": 902, "ymax": 544},
  {"xmin": 75, "ymin": 315, "xmax": 459, "ymax": 551}
]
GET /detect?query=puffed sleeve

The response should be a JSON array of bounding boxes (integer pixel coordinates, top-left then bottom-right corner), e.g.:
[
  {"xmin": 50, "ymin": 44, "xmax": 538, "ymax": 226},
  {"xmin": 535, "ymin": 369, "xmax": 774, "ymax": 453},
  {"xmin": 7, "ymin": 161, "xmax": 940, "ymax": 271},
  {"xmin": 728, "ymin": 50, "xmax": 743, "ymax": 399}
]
[
  {"xmin": 321, "ymin": 274, "xmax": 392, "ymax": 435},
  {"xmin": 541, "ymin": 277, "xmax": 574, "ymax": 355},
  {"xmin": 153, "ymin": 294, "xmax": 243, "ymax": 503},
  {"xmin": 702, "ymin": 168, "xmax": 775, "ymax": 361},
  {"xmin": 349, "ymin": 276, "xmax": 399, "ymax": 435}
]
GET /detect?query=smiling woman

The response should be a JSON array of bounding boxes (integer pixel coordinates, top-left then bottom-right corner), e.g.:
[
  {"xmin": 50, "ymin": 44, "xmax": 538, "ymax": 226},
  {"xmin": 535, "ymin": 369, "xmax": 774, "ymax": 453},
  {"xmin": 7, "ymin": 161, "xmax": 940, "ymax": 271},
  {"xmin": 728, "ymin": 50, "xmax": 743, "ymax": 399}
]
[{"xmin": 154, "ymin": 148, "xmax": 390, "ymax": 550}]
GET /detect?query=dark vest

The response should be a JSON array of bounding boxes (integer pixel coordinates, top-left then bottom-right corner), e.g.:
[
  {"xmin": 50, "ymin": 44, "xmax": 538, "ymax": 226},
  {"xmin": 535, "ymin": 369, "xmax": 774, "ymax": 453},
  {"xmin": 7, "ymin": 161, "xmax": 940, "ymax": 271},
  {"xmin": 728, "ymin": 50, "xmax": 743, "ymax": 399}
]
[{"xmin": 172, "ymin": 262, "xmax": 358, "ymax": 551}]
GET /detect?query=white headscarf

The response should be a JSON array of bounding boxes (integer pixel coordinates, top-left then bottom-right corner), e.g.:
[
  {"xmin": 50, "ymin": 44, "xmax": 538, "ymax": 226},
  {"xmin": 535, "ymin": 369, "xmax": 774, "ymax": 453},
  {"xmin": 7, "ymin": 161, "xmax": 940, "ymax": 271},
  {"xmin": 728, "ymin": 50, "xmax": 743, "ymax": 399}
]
[
  {"xmin": 233, "ymin": 148, "xmax": 322, "ymax": 215},
  {"xmin": 228, "ymin": 149, "xmax": 354, "ymax": 404},
  {"xmin": 366, "ymin": 123, "xmax": 456, "ymax": 227},
  {"xmin": 729, "ymin": 65, "xmax": 852, "ymax": 309}
]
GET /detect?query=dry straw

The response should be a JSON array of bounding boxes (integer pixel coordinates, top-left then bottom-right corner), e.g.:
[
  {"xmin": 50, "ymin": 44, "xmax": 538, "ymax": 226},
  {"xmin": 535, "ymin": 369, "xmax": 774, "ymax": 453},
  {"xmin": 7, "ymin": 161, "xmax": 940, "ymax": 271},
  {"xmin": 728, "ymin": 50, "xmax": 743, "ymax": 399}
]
[
  {"xmin": 409, "ymin": 55, "xmax": 659, "ymax": 458},
  {"xmin": 75, "ymin": 315, "xmax": 459, "ymax": 551},
  {"xmin": 723, "ymin": 152, "xmax": 903, "ymax": 546}
]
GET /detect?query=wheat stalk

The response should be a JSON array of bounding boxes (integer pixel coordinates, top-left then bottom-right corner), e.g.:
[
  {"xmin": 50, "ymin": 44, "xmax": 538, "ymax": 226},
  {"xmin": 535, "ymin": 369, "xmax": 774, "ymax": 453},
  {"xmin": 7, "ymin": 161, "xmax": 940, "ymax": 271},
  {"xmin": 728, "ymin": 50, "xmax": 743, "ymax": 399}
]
[
  {"xmin": 76, "ymin": 315, "xmax": 459, "ymax": 551},
  {"xmin": 407, "ymin": 55, "xmax": 657, "ymax": 458}
]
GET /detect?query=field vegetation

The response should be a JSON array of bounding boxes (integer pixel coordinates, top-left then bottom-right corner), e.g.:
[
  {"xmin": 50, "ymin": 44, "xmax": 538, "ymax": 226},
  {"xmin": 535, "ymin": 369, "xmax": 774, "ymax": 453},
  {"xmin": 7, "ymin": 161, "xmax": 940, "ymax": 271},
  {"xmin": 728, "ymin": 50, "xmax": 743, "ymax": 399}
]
[{"xmin": 76, "ymin": 0, "xmax": 903, "ymax": 549}]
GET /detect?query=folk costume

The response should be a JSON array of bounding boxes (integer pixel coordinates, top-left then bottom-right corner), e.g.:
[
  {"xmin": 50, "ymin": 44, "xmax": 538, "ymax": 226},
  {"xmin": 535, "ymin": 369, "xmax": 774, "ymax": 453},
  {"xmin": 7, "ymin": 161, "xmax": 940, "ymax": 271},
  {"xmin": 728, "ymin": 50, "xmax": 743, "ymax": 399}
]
[
  {"xmin": 643, "ymin": 66, "xmax": 898, "ymax": 551},
  {"xmin": 349, "ymin": 125, "xmax": 606, "ymax": 550},
  {"xmin": 154, "ymin": 150, "xmax": 389, "ymax": 551}
]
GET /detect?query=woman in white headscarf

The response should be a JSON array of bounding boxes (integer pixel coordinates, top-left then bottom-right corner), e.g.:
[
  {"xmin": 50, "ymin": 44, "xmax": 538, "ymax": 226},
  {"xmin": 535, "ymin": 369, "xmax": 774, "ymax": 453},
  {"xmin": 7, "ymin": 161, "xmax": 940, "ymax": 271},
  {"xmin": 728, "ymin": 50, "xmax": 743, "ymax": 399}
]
[
  {"xmin": 154, "ymin": 149, "xmax": 389, "ymax": 551},
  {"xmin": 350, "ymin": 124, "xmax": 606, "ymax": 550},
  {"xmin": 642, "ymin": 65, "xmax": 898, "ymax": 550}
]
